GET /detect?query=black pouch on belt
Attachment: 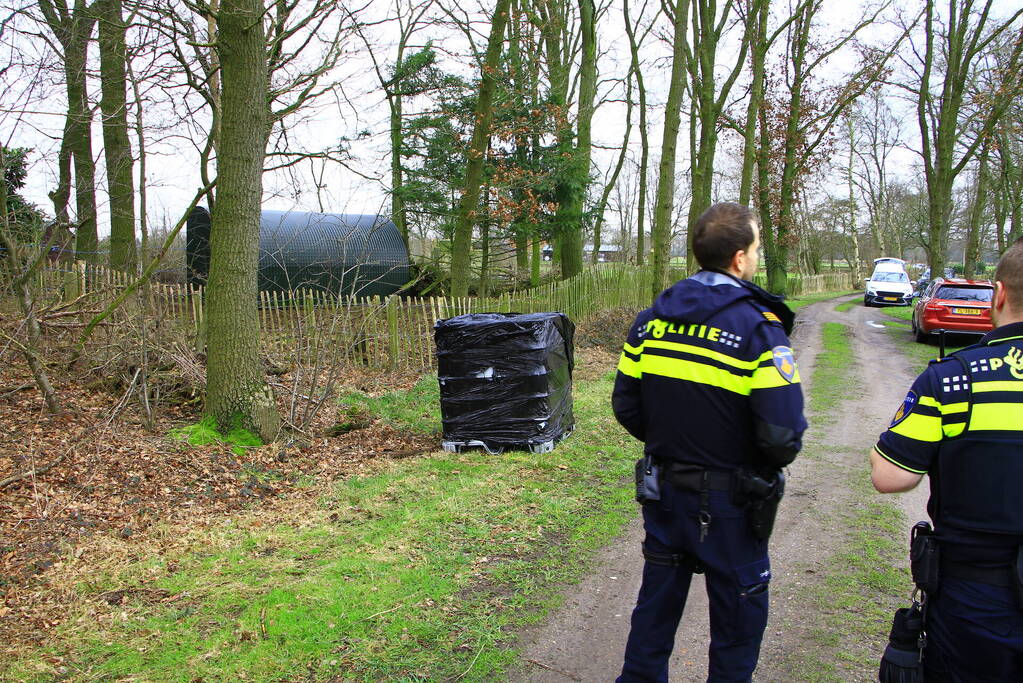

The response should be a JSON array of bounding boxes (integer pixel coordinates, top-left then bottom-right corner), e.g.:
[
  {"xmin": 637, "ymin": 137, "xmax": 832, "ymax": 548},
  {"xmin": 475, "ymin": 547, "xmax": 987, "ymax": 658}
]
[
  {"xmin": 910, "ymin": 521, "xmax": 940, "ymax": 595},
  {"xmin": 634, "ymin": 455, "xmax": 661, "ymax": 503},
  {"xmin": 733, "ymin": 469, "xmax": 785, "ymax": 540}
]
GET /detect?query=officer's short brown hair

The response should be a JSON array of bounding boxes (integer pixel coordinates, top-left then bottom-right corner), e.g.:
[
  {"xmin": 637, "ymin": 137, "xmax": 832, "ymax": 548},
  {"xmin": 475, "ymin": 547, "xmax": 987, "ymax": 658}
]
[
  {"xmin": 995, "ymin": 237, "xmax": 1023, "ymax": 307},
  {"xmin": 692, "ymin": 202, "xmax": 757, "ymax": 271}
]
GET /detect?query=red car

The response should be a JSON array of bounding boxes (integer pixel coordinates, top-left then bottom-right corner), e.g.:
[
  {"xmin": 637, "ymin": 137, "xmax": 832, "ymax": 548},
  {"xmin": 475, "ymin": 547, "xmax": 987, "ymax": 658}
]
[{"xmin": 912, "ymin": 278, "xmax": 994, "ymax": 342}]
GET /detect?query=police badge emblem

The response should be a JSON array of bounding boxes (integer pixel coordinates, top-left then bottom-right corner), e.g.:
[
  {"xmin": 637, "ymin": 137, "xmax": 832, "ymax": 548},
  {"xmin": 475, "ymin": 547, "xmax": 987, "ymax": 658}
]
[
  {"xmin": 771, "ymin": 346, "xmax": 797, "ymax": 383},
  {"xmin": 890, "ymin": 390, "xmax": 917, "ymax": 427}
]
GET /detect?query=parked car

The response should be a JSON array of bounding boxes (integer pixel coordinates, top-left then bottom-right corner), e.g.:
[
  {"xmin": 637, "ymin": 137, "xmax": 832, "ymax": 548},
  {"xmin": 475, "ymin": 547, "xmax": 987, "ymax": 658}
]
[
  {"xmin": 864, "ymin": 259, "xmax": 915, "ymax": 306},
  {"xmin": 911, "ymin": 278, "xmax": 994, "ymax": 342}
]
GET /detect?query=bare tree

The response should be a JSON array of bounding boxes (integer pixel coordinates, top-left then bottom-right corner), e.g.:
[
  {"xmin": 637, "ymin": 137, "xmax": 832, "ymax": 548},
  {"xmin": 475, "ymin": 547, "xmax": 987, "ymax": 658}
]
[
  {"xmin": 755, "ymin": 0, "xmax": 901, "ymax": 294},
  {"xmin": 38, "ymin": 0, "xmax": 99, "ymax": 261},
  {"xmin": 96, "ymin": 0, "xmax": 136, "ymax": 271},
  {"xmin": 650, "ymin": 0, "xmax": 691, "ymax": 295},
  {"xmin": 909, "ymin": 0, "xmax": 1023, "ymax": 279}
]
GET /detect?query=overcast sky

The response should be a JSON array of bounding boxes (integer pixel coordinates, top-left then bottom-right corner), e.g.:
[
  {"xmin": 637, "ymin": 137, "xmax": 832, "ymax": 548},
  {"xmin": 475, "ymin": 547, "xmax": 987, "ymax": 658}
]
[{"xmin": 3, "ymin": 0, "xmax": 1008, "ymax": 242}]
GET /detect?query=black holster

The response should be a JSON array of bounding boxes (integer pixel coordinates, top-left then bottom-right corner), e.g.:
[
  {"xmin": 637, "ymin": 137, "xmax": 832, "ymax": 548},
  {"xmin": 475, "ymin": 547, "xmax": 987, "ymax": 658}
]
[
  {"xmin": 634, "ymin": 455, "xmax": 661, "ymax": 504},
  {"xmin": 733, "ymin": 469, "xmax": 785, "ymax": 540},
  {"xmin": 910, "ymin": 521, "xmax": 940, "ymax": 596}
]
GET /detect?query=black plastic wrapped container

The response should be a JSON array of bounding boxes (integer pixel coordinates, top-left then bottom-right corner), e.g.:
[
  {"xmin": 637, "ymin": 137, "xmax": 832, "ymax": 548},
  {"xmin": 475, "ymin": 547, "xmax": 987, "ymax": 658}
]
[{"xmin": 434, "ymin": 312, "xmax": 575, "ymax": 452}]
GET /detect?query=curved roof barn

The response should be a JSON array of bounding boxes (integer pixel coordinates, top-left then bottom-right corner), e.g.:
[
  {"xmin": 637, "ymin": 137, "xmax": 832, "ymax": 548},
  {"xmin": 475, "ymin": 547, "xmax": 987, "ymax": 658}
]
[{"xmin": 186, "ymin": 207, "xmax": 410, "ymax": 297}]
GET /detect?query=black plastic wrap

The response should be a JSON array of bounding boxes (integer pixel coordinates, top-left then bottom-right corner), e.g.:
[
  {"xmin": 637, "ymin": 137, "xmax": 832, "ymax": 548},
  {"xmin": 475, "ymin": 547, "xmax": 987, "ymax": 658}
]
[{"xmin": 435, "ymin": 312, "xmax": 575, "ymax": 448}]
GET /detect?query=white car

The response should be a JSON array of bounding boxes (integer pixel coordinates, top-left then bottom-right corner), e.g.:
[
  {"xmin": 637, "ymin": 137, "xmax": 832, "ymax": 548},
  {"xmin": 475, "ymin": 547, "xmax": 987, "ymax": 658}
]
[{"xmin": 864, "ymin": 261, "xmax": 914, "ymax": 307}]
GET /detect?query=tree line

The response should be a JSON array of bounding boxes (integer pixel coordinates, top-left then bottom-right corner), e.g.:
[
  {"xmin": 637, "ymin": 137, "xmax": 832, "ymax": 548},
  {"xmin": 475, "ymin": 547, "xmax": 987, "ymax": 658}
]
[{"xmin": 2, "ymin": 0, "xmax": 1022, "ymax": 436}]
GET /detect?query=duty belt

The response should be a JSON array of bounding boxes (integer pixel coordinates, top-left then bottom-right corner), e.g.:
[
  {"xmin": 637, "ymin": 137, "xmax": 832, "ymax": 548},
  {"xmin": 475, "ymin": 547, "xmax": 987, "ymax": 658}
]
[
  {"xmin": 657, "ymin": 462, "xmax": 732, "ymax": 542},
  {"xmin": 660, "ymin": 462, "xmax": 733, "ymax": 492},
  {"xmin": 940, "ymin": 556, "xmax": 1014, "ymax": 588}
]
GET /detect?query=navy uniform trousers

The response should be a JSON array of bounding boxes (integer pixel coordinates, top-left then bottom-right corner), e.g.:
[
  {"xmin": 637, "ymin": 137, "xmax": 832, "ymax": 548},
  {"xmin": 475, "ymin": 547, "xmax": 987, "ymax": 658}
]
[
  {"xmin": 617, "ymin": 480, "xmax": 771, "ymax": 683},
  {"xmin": 924, "ymin": 578, "xmax": 1023, "ymax": 682}
]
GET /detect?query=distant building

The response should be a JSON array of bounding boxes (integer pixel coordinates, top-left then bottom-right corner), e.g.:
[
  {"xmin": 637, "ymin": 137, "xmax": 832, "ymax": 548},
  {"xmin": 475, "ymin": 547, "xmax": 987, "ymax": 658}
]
[{"xmin": 584, "ymin": 244, "xmax": 624, "ymax": 262}]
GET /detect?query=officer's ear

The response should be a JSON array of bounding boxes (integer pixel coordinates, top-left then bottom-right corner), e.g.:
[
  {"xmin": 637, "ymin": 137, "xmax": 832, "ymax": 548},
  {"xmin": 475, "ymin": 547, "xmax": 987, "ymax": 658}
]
[
  {"xmin": 994, "ymin": 281, "xmax": 1008, "ymax": 312},
  {"xmin": 728, "ymin": 248, "xmax": 746, "ymax": 278}
]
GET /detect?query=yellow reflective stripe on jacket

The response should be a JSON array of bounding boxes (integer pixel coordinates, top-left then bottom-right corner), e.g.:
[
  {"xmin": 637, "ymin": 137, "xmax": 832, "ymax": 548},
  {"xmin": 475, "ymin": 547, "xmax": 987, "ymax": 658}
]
[
  {"xmin": 939, "ymin": 402, "xmax": 968, "ymax": 416},
  {"xmin": 640, "ymin": 354, "xmax": 752, "ymax": 395},
  {"xmin": 943, "ymin": 422, "xmax": 966, "ymax": 438},
  {"xmin": 973, "ymin": 381, "xmax": 1023, "ymax": 394},
  {"xmin": 914, "ymin": 395, "xmax": 964, "ymax": 435},
  {"xmin": 890, "ymin": 412, "xmax": 942, "ymax": 442},
  {"xmin": 750, "ymin": 363, "xmax": 800, "ymax": 389},
  {"xmin": 642, "ymin": 339, "xmax": 760, "ymax": 370},
  {"xmin": 623, "ymin": 342, "xmax": 643, "ymax": 356},
  {"xmin": 618, "ymin": 352, "xmax": 641, "ymax": 378},
  {"xmin": 969, "ymin": 402, "xmax": 1023, "ymax": 431}
]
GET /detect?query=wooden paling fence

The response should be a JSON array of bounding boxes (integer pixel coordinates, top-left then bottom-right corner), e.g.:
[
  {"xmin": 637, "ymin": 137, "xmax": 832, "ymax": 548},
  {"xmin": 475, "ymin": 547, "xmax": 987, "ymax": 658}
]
[{"xmin": 32, "ymin": 262, "xmax": 858, "ymax": 371}]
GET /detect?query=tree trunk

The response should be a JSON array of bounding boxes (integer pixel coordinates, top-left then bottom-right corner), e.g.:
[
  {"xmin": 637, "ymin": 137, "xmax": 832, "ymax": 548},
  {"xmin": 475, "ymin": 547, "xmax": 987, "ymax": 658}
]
[
  {"xmin": 531, "ymin": 237, "xmax": 540, "ymax": 286},
  {"xmin": 846, "ymin": 117, "xmax": 861, "ymax": 280},
  {"xmin": 67, "ymin": 36, "xmax": 97, "ymax": 260},
  {"xmin": 508, "ymin": 4, "xmax": 530, "ymax": 280},
  {"xmin": 97, "ymin": 0, "xmax": 137, "ymax": 272},
  {"xmin": 963, "ymin": 144, "xmax": 990, "ymax": 278},
  {"xmin": 739, "ymin": 0, "xmax": 768, "ymax": 205},
  {"xmin": 205, "ymin": 0, "xmax": 280, "ymax": 441},
  {"xmin": 555, "ymin": 0, "xmax": 597, "ymax": 279},
  {"xmin": 39, "ymin": 0, "xmax": 99, "ymax": 262},
  {"xmin": 651, "ymin": 0, "xmax": 691, "ymax": 296},
  {"xmin": 623, "ymin": 0, "xmax": 650, "ymax": 265},
  {"xmin": 756, "ymin": 104, "xmax": 784, "ymax": 291},
  {"xmin": 685, "ymin": 0, "xmax": 749, "ymax": 272},
  {"xmin": 449, "ymin": 0, "xmax": 511, "ymax": 297},
  {"xmin": 389, "ymin": 94, "xmax": 407, "ymax": 248}
]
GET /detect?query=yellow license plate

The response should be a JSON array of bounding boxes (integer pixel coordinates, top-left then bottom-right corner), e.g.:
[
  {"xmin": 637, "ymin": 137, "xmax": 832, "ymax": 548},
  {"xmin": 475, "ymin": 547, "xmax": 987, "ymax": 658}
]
[
  {"xmin": 952, "ymin": 307, "xmax": 981, "ymax": 315},
  {"xmin": 883, "ymin": 297, "xmax": 898, "ymax": 301}
]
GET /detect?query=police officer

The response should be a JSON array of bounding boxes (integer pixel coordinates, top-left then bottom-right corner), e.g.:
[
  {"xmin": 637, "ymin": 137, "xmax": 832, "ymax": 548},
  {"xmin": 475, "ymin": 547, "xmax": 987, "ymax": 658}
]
[
  {"xmin": 872, "ymin": 238, "xmax": 1023, "ymax": 682},
  {"xmin": 613, "ymin": 202, "xmax": 807, "ymax": 682}
]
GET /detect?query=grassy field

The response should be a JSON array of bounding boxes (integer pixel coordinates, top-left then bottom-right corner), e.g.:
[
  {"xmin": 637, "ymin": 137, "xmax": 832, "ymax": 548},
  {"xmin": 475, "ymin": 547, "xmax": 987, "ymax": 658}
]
[{"xmin": 6, "ymin": 371, "xmax": 639, "ymax": 682}]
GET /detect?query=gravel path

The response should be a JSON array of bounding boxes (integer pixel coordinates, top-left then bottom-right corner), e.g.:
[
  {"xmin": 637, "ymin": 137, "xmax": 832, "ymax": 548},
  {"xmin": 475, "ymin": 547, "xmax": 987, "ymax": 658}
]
[{"xmin": 507, "ymin": 295, "xmax": 930, "ymax": 682}]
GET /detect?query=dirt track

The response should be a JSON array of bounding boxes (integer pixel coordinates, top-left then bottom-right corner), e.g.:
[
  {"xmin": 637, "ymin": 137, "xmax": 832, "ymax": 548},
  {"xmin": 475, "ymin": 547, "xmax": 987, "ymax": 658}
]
[{"xmin": 507, "ymin": 294, "xmax": 930, "ymax": 682}]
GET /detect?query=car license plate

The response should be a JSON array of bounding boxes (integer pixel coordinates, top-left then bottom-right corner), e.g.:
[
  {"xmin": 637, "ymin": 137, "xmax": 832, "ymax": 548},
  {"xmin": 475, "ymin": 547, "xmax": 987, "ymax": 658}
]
[
  {"xmin": 883, "ymin": 297, "xmax": 898, "ymax": 301},
  {"xmin": 952, "ymin": 307, "xmax": 981, "ymax": 315}
]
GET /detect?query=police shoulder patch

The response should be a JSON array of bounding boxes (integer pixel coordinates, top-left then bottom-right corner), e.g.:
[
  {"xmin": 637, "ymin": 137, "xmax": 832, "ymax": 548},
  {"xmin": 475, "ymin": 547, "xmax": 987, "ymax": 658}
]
[
  {"xmin": 890, "ymin": 390, "xmax": 917, "ymax": 427},
  {"xmin": 771, "ymin": 346, "xmax": 797, "ymax": 383},
  {"xmin": 762, "ymin": 311, "xmax": 782, "ymax": 324}
]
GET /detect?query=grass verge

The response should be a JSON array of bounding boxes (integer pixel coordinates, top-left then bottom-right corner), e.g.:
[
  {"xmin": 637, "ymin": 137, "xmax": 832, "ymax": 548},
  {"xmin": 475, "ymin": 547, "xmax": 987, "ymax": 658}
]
[
  {"xmin": 876, "ymin": 308, "xmax": 972, "ymax": 371},
  {"xmin": 788, "ymin": 290, "xmax": 860, "ymax": 313},
  {"xmin": 6, "ymin": 370, "xmax": 638, "ymax": 682},
  {"xmin": 807, "ymin": 322, "xmax": 854, "ymax": 419},
  {"xmin": 834, "ymin": 298, "xmax": 860, "ymax": 313},
  {"xmin": 778, "ymin": 321, "xmax": 910, "ymax": 680}
]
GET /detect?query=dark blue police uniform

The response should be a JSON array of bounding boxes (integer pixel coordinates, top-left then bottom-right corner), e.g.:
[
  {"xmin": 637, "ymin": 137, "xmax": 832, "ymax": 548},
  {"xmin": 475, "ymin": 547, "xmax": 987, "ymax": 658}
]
[
  {"xmin": 876, "ymin": 321, "xmax": 1023, "ymax": 682},
  {"xmin": 613, "ymin": 271, "xmax": 807, "ymax": 682}
]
